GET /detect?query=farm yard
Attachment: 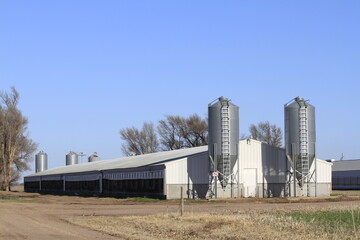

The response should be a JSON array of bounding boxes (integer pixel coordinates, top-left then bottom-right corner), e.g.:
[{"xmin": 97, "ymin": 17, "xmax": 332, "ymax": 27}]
[{"xmin": 0, "ymin": 188, "xmax": 360, "ymax": 239}]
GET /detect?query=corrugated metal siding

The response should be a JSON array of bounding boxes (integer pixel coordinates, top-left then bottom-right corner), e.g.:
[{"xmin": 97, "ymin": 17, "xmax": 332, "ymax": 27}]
[
  {"xmin": 261, "ymin": 143, "xmax": 287, "ymax": 183},
  {"xmin": 66, "ymin": 174, "xmax": 100, "ymax": 182},
  {"xmin": 42, "ymin": 175, "xmax": 62, "ymax": 181},
  {"xmin": 332, "ymin": 170, "xmax": 360, "ymax": 190},
  {"xmin": 24, "ymin": 176, "xmax": 41, "ymax": 182},
  {"xmin": 103, "ymin": 170, "xmax": 163, "ymax": 180},
  {"xmin": 312, "ymin": 159, "xmax": 332, "ymax": 183},
  {"xmin": 165, "ymin": 158, "xmax": 188, "ymax": 184},
  {"xmin": 239, "ymin": 140, "xmax": 263, "ymax": 183},
  {"xmin": 186, "ymin": 153, "xmax": 209, "ymax": 184},
  {"xmin": 333, "ymin": 159, "xmax": 360, "ymax": 171},
  {"xmin": 333, "ymin": 170, "xmax": 360, "ymax": 178},
  {"xmin": 239, "ymin": 139, "xmax": 287, "ymax": 184},
  {"xmin": 165, "ymin": 152, "xmax": 209, "ymax": 185}
]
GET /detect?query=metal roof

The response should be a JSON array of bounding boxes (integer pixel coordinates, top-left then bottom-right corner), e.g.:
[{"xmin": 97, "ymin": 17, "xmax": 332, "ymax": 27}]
[
  {"xmin": 26, "ymin": 146, "xmax": 208, "ymax": 177},
  {"xmin": 332, "ymin": 159, "xmax": 360, "ymax": 172}
]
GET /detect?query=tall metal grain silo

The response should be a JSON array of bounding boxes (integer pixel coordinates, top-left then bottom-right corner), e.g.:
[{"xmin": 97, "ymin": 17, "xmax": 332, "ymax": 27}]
[
  {"xmin": 35, "ymin": 151, "xmax": 48, "ymax": 173},
  {"xmin": 284, "ymin": 97, "xmax": 316, "ymax": 196},
  {"xmin": 66, "ymin": 151, "xmax": 79, "ymax": 165},
  {"xmin": 208, "ymin": 96, "xmax": 239, "ymax": 189},
  {"xmin": 88, "ymin": 152, "xmax": 100, "ymax": 162}
]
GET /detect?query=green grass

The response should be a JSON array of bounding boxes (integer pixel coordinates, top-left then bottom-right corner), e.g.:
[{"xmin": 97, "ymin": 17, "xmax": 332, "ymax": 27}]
[
  {"xmin": 325, "ymin": 198, "xmax": 337, "ymax": 201},
  {"xmin": 0, "ymin": 196, "xmax": 34, "ymax": 202},
  {"xmin": 285, "ymin": 209, "xmax": 360, "ymax": 233},
  {"xmin": 126, "ymin": 197, "xmax": 161, "ymax": 202},
  {"xmin": 330, "ymin": 193, "xmax": 345, "ymax": 197}
]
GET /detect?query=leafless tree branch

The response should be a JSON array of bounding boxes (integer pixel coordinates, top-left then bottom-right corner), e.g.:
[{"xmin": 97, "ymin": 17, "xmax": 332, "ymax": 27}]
[
  {"xmin": 119, "ymin": 122, "xmax": 159, "ymax": 156},
  {"xmin": 249, "ymin": 121, "xmax": 283, "ymax": 147}
]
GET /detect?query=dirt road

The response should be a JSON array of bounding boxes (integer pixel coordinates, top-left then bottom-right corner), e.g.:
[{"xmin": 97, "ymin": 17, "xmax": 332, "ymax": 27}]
[
  {"xmin": 1, "ymin": 191, "xmax": 360, "ymax": 240},
  {"xmin": 0, "ymin": 201, "xmax": 117, "ymax": 240}
]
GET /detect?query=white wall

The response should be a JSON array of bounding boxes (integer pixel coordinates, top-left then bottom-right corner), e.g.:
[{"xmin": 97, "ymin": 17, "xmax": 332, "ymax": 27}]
[
  {"xmin": 165, "ymin": 152, "xmax": 209, "ymax": 185},
  {"xmin": 238, "ymin": 139, "xmax": 287, "ymax": 184},
  {"xmin": 313, "ymin": 159, "xmax": 332, "ymax": 183}
]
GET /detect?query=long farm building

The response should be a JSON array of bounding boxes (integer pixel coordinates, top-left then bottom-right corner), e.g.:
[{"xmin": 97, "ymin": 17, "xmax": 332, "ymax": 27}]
[{"xmin": 25, "ymin": 139, "xmax": 332, "ymax": 199}]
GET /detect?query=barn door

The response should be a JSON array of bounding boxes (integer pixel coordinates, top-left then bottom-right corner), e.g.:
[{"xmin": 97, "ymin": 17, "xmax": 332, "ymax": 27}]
[{"xmin": 244, "ymin": 168, "xmax": 257, "ymax": 197}]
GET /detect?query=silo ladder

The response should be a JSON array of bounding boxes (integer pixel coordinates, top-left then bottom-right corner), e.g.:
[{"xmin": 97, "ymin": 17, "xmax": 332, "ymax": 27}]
[
  {"xmin": 221, "ymin": 102, "xmax": 231, "ymax": 179},
  {"xmin": 299, "ymin": 105, "xmax": 309, "ymax": 179}
]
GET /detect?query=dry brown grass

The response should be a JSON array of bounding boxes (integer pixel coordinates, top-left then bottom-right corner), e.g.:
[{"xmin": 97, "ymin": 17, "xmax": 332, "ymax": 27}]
[
  {"xmin": 67, "ymin": 208, "xmax": 358, "ymax": 240},
  {"xmin": 332, "ymin": 190, "xmax": 360, "ymax": 197}
]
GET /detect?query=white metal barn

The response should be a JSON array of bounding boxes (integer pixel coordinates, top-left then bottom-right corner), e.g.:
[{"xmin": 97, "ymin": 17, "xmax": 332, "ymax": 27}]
[
  {"xmin": 24, "ymin": 139, "xmax": 332, "ymax": 199},
  {"xmin": 235, "ymin": 139, "xmax": 332, "ymax": 198}
]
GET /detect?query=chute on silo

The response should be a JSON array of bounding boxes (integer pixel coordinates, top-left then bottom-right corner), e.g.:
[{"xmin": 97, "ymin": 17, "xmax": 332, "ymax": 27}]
[
  {"xmin": 35, "ymin": 151, "xmax": 48, "ymax": 173},
  {"xmin": 208, "ymin": 96, "xmax": 239, "ymax": 189},
  {"xmin": 284, "ymin": 97, "xmax": 316, "ymax": 196}
]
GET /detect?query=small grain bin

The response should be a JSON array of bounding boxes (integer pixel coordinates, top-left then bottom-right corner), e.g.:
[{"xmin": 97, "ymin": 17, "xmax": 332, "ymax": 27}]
[
  {"xmin": 88, "ymin": 152, "xmax": 100, "ymax": 162},
  {"xmin": 66, "ymin": 151, "xmax": 78, "ymax": 165},
  {"xmin": 35, "ymin": 151, "xmax": 48, "ymax": 173}
]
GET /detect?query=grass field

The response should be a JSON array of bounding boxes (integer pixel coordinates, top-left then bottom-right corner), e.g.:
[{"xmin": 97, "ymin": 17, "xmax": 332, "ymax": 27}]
[
  {"xmin": 68, "ymin": 206, "xmax": 360, "ymax": 240},
  {"xmin": 286, "ymin": 209, "xmax": 360, "ymax": 234}
]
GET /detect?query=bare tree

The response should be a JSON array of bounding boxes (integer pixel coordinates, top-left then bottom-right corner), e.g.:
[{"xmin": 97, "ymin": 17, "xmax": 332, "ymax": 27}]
[
  {"xmin": 182, "ymin": 114, "xmax": 208, "ymax": 147},
  {"xmin": 158, "ymin": 116, "xmax": 185, "ymax": 150},
  {"xmin": 9, "ymin": 167, "xmax": 21, "ymax": 191},
  {"xmin": 0, "ymin": 87, "xmax": 37, "ymax": 191},
  {"xmin": 119, "ymin": 122, "xmax": 159, "ymax": 156},
  {"xmin": 249, "ymin": 121, "xmax": 282, "ymax": 147},
  {"xmin": 158, "ymin": 114, "xmax": 208, "ymax": 150},
  {"xmin": 120, "ymin": 114, "xmax": 208, "ymax": 155}
]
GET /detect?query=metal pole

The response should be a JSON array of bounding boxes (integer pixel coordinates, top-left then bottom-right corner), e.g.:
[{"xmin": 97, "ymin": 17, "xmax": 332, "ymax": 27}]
[
  {"xmin": 99, "ymin": 171, "xmax": 103, "ymax": 194},
  {"xmin": 214, "ymin": 144, "xmax": 218, "ymax": 199},
  {"xmin": 230, "ymin": 144, "xmax": 235, "ymax": 199},
  {"xmin": 230, "ymin": 174, "xmax": 233, "ymax": 198},
  {"xmin": 315, "ymin": 143, "xmax": 317, "ymax": 197},
  {"xmin": 163, "ymin": 167, "xmax": 167, "ymax": 198},
  {"xmin": 292, "ymin": 143, "xmax": 296, "ymax": 197},
  {"xmin": 180, "ymin": 186, "xmax": 184, "ymax": 216},
  {"xmin": 285, "ymin": 153, "xmax": 289, "ymax": 197},
  {"xmin": 237, "ymin": 143, "xmax": 240, "ymax": 198}
]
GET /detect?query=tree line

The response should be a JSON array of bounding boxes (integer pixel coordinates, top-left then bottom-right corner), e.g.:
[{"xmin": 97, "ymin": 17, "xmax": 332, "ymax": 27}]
[
  {"xmin": 120, "ymin": 115, "xmax": 283, "ymax": 156},
  {"xmin": 119, "ymin": 114, "xmax": 208, "ymax": 156},
  {"xmin": 0, "ymin": 87, "xmax": 37, "ymax": 191}
]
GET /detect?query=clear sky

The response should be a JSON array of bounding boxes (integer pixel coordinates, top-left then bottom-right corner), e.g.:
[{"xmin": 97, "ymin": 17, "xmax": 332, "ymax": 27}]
[{"xmin": 1, "ymin": 1, "xmax": 359, "ymax": 177}]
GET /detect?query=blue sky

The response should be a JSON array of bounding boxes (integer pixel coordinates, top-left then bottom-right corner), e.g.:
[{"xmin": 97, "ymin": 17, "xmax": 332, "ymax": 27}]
[{"xmin": 1, "ymin": 1, "xmax": 359, "ymax": 177}]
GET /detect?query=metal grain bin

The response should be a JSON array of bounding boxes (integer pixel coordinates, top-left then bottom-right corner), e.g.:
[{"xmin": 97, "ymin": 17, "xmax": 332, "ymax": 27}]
[
  {"xmin": 66, "ymin": 151, "xmax": 78, "ymax": 165},
  {"xmin": 285, "ymin": 97, "xmax": 316, "ymax": 184},
  {"xmin": 35, "ymin": 151, "xmax": 48, "ymax": 173},
  {"xmin": 88, "ymin": 152, "xmax": 100, "ymax": 162},
  {"xmin": 208, "ymin": 96, "xmax": 239, "ymax": 188}
]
